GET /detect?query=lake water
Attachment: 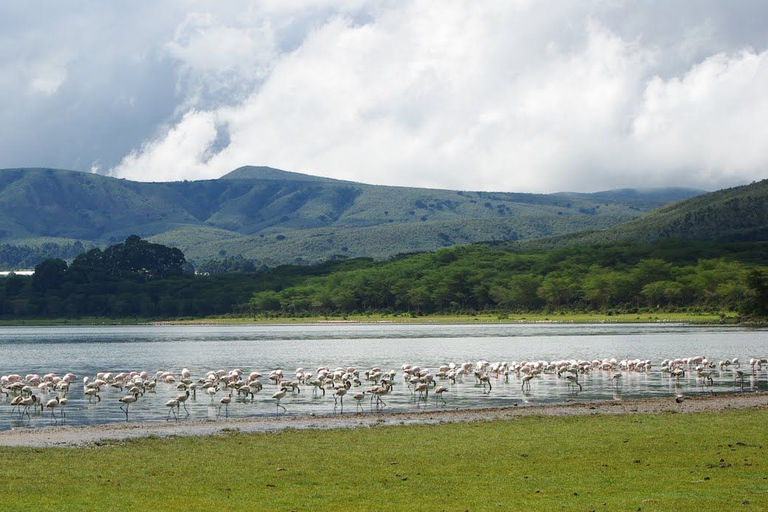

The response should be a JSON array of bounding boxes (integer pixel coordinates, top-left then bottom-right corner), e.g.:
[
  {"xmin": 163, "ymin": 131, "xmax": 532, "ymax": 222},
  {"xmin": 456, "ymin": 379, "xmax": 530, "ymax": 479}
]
[{"xmin": 1, "ymin": 323, "xmax": 766, "ymax": 431}]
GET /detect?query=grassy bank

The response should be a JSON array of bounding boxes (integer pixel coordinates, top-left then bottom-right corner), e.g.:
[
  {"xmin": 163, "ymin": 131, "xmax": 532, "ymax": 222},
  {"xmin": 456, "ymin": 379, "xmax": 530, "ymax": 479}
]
[
  {"xmin": 162, "ymin": 310, "xmax": 736, "ymax": 325},
  {"xmin": 0, "ymin": 311, "xmax": 739, "ymax": 326},
  {"xmin": 0, "ymin": 317, "xmax": 148, "ymax": 326},
  {"xmin": 1, "ymin": 409, "xmax": 766, "ymax": 510}
]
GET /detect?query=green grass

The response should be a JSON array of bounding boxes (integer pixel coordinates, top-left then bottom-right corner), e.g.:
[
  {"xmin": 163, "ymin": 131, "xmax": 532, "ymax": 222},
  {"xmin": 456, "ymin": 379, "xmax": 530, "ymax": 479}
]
[
  {"xmin": 0, "ymin": 317, "xmax": 149, "ymax": 326},
  {"xmin": 0, "ymin": 311, "xmax": 735, "ymax": 326},
  {"xmin": 1, "ymin": 409, "xmax": 766, "ymax": 510},
  {"xmin": 183, "ymin": 311, "xmax": 735, "ymax": 325}
]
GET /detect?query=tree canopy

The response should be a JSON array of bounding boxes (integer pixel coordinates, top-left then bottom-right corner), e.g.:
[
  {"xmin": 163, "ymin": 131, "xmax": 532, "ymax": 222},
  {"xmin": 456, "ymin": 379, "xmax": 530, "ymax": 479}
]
[
  {"xmin": 1, "ymin": 238, "xmax": 767, "ymax": 320},
  {"xmin": 68, "ymin": 235, "xmax": 186, "ymax": 282}
]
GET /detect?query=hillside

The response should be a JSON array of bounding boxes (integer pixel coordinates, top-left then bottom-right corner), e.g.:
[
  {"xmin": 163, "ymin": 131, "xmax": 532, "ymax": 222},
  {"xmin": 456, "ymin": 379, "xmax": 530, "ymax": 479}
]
[
  {"xmin": 515, "ymin": 179, "xmax": 768, "ymax": 250},
  {"xmin": 0, "ymin": 166, "xmax": 702, "ymax": 266}
]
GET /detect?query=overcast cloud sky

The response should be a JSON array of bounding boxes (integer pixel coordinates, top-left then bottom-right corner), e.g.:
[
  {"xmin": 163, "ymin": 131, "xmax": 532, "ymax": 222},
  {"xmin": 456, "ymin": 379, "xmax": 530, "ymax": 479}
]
[{"xmin": 2, "ymin": 0, "xmax": 768, "ymax": 193}]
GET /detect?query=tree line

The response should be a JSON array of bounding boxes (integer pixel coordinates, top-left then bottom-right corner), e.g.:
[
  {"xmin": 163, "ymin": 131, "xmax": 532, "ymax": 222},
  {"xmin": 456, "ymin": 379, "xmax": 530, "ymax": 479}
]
[
  {"xmin": 248, "ymin": 241, "xmax": 768, "ymax": 317},
  {"xmin": 0, "ymin": 236, "xmax": 367, "ymax": 319},
  {"xmin": 1, "ymin": 236, "xmax": 766, "ymax": 320}
]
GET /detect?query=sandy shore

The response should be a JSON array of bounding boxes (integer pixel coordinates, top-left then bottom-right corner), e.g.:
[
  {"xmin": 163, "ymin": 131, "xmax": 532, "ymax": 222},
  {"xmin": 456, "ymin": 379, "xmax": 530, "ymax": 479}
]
[{"xmin": 2, "ymin": 392, "xmax": 766, "ymax": 448}]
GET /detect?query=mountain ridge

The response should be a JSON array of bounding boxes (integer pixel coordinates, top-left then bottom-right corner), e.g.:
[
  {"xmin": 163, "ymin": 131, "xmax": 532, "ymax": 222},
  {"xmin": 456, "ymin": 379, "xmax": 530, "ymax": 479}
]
[
  {"xmin": 511, "ymin": 179, "xmax": 768, "ymax": 250},
  {"xmin": 0, "ymin": 166, "xmax": 704, "ymax": 266}
]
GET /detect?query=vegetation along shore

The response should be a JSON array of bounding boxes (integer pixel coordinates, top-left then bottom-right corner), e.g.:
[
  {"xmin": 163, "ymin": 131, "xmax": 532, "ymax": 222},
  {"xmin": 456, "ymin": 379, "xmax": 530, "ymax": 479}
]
[{"xmin": 0, "ymin": 235, "xmax": 766, "ymax": 323}]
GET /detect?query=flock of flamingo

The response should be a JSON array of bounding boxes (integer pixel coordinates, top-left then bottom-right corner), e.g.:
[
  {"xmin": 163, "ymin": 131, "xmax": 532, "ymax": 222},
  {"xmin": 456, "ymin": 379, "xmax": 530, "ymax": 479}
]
[{"xmin": 2, "ymin": 355, "xmax": 766, "ymax": 427}]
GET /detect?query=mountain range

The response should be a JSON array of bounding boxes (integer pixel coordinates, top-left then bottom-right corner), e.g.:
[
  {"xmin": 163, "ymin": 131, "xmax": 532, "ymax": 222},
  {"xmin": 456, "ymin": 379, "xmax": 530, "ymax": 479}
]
[{"xmin": 0, "ymin": 166, "xmax": 708, "ymax": 266}]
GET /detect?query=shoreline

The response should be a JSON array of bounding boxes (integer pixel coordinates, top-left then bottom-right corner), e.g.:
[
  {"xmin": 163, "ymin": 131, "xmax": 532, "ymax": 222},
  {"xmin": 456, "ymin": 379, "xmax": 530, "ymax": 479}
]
[
  {"xmin": 2, "ymin": 392, "xmax": 766, "ymax": 448},
  {"xmin": 0, "ymin": 311, "xmax": 743, "ymax": 327}
]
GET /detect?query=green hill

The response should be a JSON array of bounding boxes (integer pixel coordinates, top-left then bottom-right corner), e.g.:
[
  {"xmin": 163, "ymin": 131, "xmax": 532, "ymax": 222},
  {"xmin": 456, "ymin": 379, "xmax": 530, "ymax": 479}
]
[
  {"xmin": 516, "ymin": 179, "xmax": 768, "ymax": 250},
  {"xmin": 0, "ymin": 166, "xmax": 703, "ymax": 267}
]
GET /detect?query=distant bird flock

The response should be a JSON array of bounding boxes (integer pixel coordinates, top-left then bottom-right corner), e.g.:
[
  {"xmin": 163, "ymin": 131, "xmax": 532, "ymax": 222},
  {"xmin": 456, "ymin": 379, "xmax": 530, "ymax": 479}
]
[{"xmin": 2, "ymin": 355, "xmax": 766, "ymax": 427}]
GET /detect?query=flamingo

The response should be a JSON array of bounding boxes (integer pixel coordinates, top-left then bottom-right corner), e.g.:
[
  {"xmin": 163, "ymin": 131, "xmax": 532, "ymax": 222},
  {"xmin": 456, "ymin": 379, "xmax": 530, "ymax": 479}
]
[
  {"xmin": 308, "ymin": 379, "xmax": 325, "ymax": 397},
  {"xmin": 19, "ymin": 395, "xmax": 39, "ymax": 419},
  {"xmin": 176, "ymin": 390, "xmax": 190, "ymax": 415},
  {"xmin": 353, "ymin": 391, "xmax": 366, "ymax": 412},
  {"xmin": 370, "ymin": 381, "xmax": 392, "ymax": 408},
  {"xmin": 218, "ymin": 392, "xmax": 233, "ymax": 418},
  {"xmin": 414, "ymin": 381, "xmax": 429, "ymax": 404},
  {"xmin": 333, "ymin": 386, "xmax": 348, "ymax": 412},
  {"xmin": 479, "ymin": 375, "xmax": 492, "ymax": 393},
  {"xmin": 564, "ymin": 374, "xmax": 582, "ymax": 392},
  {"xmin": 119, "ymin": 391, "xmax": 140, "ymax": 421},
  {"xmin": 9, "ymin": 395, "xmax": 24, "ymax": 415},
  {"xmin": 735, "ymin": 370, "xmax": 747, "ymax": 391},
  {"xmin": 45, "ymin": 396, "xmax": 61, "ymax": 421},
  {"xmin": 84, "ymin": 387, "xmax": 101, "ymax": 402},
  {"xmin": 521, "ymin": 374, "xmax": 534, "ymax": 391},
  {"xmin": 165, "ymin": 398, "xmax": 180, "ymax": 420},
  {"xmin": 272, "ymin": 387, "xmax": 288, "ymax": 414},
  {"xmin": 434, "ymin": 386, "xmax": 448, "ymax": 405}
]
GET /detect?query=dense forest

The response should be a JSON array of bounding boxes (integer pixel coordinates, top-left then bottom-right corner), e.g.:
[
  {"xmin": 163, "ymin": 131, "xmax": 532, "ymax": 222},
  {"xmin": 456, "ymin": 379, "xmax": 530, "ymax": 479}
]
[
  {"xmin": 248, "ymin": 241, "xmax": 768, "ymax": 317},
  {"xmin": 0, "ymin": 236, "xmax": 766, "ymax": 320}
]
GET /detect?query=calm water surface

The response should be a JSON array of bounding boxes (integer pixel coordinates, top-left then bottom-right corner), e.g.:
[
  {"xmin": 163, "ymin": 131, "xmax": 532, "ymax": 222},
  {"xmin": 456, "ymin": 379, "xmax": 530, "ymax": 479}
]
[{"xmin": 1, "ymin": 323, "xmax": 766, "ymax": 430}]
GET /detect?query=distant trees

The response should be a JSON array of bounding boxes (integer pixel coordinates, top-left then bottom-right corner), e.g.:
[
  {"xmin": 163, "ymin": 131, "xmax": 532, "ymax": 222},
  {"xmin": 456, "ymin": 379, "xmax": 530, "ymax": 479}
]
[
  {"xmin": 32, "ymin": 258, "xmax": 68, "ymax": 291},
  {"xmin": 743, "ymin": 269, "xmax": 768, "ymax": 316},
  {"xmin": 248, "ymin": 242, "xmax": 768, "ymax": 317},
  {"xmin": 0, "ymin": 241, "xmax": 86, "ymax": 269},
  {"xmin": 69, "ymin": 235, "xmax": 186, "ymax": 282},
  {"xmin": 196, "ymin": 255, "xmax": 260, "ymax": 274},
  {"xmin": 1, "ymin": 237, "xmax": 767, "ymax": 320},
  {"xmin": 1, "ymin": 236, "xmax": 192, "ymax": 318}
]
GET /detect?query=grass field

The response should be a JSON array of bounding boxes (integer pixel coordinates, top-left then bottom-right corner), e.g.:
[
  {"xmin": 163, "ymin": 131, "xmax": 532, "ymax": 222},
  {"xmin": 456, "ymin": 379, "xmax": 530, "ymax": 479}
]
[{"xmin": 1, "ymin": 408, "xmax": 766, "ymax": 511}]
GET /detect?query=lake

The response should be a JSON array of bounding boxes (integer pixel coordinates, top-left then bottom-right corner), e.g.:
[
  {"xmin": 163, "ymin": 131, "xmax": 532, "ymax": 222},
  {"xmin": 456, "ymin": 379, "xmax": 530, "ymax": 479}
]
[{"xmin": 1, "ymin": 323, "xmax": 766, "ymax": 430}]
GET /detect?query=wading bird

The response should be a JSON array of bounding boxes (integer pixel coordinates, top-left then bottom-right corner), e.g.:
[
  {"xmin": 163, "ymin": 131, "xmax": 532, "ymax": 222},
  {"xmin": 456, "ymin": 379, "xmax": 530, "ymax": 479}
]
[
  {"xmin": 119, "ymin": 391, "xmax": 140, "ymax": 421},
  {"xmin": 218, "ymin": 392, "xmax": 232, "ymax": 418},
  {"xmin": 434, "ymin": 386, "xmax": 448, "ymax": 406},
  {"xmin": 165, "ymin": 398, "xmax": 180, "ymax": 420},
  {"xmin": 272, "ymin": 387, "xmax": 288, "ymax": 415}
]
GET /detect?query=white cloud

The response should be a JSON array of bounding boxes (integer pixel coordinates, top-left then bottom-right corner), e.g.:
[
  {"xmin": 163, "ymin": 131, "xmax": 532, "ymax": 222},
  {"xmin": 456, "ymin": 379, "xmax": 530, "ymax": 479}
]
[
  {"xmin": 4, "ymin": 1, "xmax": 768, "ymax": 193},
  {"xmin": 632, "ymin": 49, "xmax": 768, "ymax": 185},
  {"xmin": 115, "ymin": 110, "xmax": 220, "ymax": 182}
]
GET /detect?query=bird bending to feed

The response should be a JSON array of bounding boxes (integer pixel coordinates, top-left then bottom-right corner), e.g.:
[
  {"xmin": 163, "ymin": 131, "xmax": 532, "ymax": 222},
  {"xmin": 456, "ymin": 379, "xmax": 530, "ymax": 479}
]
[
  {"xmin": 479, "ymin": 375, "xmax": 492, "ymax": 393},
  {"xmin": 84, "ymin": 387, "xmax": 101, "ymax": 402},
  {"xmin": 735, "ymin": 369, "xmax": 747, "ymax": 391},
  {"xmin": 564, "ymin": 374, "xmax": 582, "ymax": 392},
  {"xmin": 434, "ymin": 386, "xmax": 448, "ymax": 405},
  {"xmin": 353, "ymin": 391, "xmax": 366, "ymax": 412}
]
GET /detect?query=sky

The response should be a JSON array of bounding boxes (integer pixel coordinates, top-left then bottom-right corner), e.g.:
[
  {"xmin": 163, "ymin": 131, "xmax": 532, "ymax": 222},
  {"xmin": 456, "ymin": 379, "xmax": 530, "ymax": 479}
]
[{"xmin": 2, "ymin": 1, "xmax": 768, "ymax": 193}]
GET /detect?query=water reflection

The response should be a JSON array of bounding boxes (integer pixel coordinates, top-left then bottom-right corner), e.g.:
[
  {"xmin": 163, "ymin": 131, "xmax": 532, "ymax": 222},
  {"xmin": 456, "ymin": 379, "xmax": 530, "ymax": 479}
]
[{"xmin": 0, "ymin": 323, "xmax": 767, "ymax": 431}]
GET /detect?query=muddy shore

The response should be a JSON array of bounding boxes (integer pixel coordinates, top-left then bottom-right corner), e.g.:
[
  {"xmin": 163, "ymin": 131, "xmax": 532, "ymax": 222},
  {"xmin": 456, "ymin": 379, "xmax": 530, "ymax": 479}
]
[{"xmin": 1, "ymin": 392, "xmax": 766, "ymax": 448}]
